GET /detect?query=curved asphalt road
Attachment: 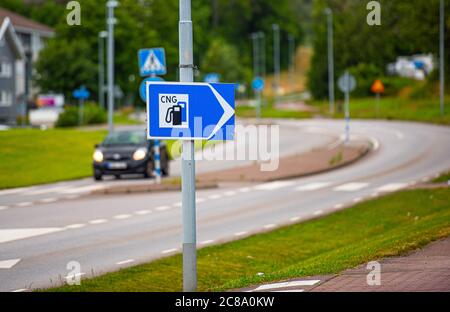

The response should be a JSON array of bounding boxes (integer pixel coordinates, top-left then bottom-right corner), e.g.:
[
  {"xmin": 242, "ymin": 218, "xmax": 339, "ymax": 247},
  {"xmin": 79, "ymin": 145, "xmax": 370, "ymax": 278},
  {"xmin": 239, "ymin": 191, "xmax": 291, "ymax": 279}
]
[{"xmin": 0, "ymin": 119, "xmax": 449, "ymax": 292}]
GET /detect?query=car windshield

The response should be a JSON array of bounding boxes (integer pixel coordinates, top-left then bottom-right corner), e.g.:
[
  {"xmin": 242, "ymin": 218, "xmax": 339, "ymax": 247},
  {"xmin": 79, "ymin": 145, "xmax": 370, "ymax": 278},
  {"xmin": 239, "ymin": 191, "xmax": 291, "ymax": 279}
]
[{"xmin": 102, "ymin": 131, "xmax": 146, "ymax": 146}]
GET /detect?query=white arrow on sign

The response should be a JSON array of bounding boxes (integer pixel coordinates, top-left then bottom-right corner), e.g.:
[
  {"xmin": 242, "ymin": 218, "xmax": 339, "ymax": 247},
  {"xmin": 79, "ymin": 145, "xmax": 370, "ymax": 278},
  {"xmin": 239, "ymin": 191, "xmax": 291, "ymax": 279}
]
[
  {"xmin": 0, "ymin": 258, "xmax": 21, "ymax": 269},
  {"xmin": 206, "ymin": 84, "xmax": 234, "ymax": 140}
]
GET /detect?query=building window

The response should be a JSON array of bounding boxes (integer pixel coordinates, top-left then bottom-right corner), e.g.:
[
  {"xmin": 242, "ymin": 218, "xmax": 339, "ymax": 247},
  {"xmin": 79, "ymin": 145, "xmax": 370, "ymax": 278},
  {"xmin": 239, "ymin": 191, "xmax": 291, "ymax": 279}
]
[
  {"xmin": 0, "ymin": 62, "xmax": 12, "ymax": 78},
  {"xmin": 0, "ymin": 91, "xmax": 13, "ymax": 107}
]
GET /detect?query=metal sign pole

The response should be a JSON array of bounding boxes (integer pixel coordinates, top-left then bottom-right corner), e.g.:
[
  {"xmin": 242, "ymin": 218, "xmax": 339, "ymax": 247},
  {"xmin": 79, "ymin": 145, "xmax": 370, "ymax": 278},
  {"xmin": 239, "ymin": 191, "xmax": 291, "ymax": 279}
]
[
  {"xmin": 440, "ymin": 0, "xmax": 445, "ymax": 116},
  {"xmin": 107, "ymin": 1, "xmax": 118, "ymax": 134},
  {"xmin": 325, "ymin": 8, "xmax": 335, "ymax": 114},
  {"xmin": 344, "ymin": 72, "xmax": 350, "ymax": 144},
  {"xmin": 179, "ymin": 0, "xmax": 197, "ymax": 292}
]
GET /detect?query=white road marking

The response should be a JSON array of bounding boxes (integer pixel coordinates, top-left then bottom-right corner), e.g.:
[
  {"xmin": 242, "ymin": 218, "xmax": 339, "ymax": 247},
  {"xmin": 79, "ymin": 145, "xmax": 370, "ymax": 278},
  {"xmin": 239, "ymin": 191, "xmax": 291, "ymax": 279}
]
[
  {"xmin": 161, "ymin": 248, "xmax": 178, "ymax": 254},
  {"xmin": 271, "ymin": 289, "xmax": 305, "ymax": 293},
  {"xmin": 172, "ymin": 202, "xmax": 182, "ymax": 207},
  {"xmin": 155, "ymin": 206, "xmax": 171, "ymax": 211},
  {"xmin": 376, "ymin": 183, "xmax": 408, "ymax": 193},
  {"xmin": 200, "ymin": 240, "xmax": 215, "ymax": 245},
  {"xmin": 65, "ymin": 272, "xmax": 85, "ymax": 279},
  {"xmin": 224, "ymin": 191, "xmax": 236, "ymax": 196},
  {"xmin": 16, "ymin": 202, "xmax": 33, "ymax": 207},
  {"xmin": 89, "ymin": 219, "xmax": 107, "ymax": 225},
  {"xmin": 11, "ymin": 288, "xmax": 28, "ymax": 292},
  {"xmin": 313, "ymin": 210, "xmax": 323, "ymax": 216},
  {"xmin": 333, "ymin": 182, "xmax": 369, "ymax": 192},
  {"xmin": 0, "ymin": 206, "xmax": 8, "ymax": 211},
  {"xmin": 0, "ymin": 258, "xmax": 21, "ymax": 269},
  {"xmin": 208, "ymin": 194, "xmax": 222, "ymax": 200},
  {"xmin": 116, "ymin": 259, "xmax": 135, "ymax": 265},
  {"xmin": 114, "ymin": 214, "xmax": 132, "ymax": 220},
  {"xmin": 334, "ymin": 203, "xmax": 344, "ymax": 209},
  {"xmin": 27, "ymin": 185, "xmax": 71, "ymax": 195},
  {"xmin": 60, "ymin": 185, "xmax": 105, "ymax": 194},
  {"xmin": 65, "ymin": 223, "xmax": 86, "ymax": 229},
  {"xmin": 239, "ymin": 187, "xmax": 251, "ymax": 193},
  {"xmin": 0, "ymin": 187, "xmax": 34, "ymax": 196},
  {"xmin": 263, "ymin": 224, "xmax": 276, "ymax": 229},
  {"xmin": 196, "ymin": 198, "xmax": 205, "ymax": 203},
  {"xmin": 134, "ymin": 209, "xmax": 151, "ymax": 215},
  {"xmin": 295, "ymin": 182, "xmax": 331, "ymax": 191},
  {"xmin": 254, "ymin": 181, "xmax": 295, "ymax": 191},
  {"xmin": 253, "ymin": 280, "xmax": 320, "ymax": 291},
  {"xmin": 234, "ymin": 231, "xmax": 248, "ymax": 237},
  {"xmin": 370, "ymin": 137, "xmax": 380, "ymax": 151},
  {"xmin": 290, "ymin": 216, "xmax": 301, "ymax": 222},
  {"xmin": 39, "ymin": 198, "xmax": 58, "ymax": 203},
  {"xmin": 0, "ymin": 228, "xmax": 64, "ymax": 244}
]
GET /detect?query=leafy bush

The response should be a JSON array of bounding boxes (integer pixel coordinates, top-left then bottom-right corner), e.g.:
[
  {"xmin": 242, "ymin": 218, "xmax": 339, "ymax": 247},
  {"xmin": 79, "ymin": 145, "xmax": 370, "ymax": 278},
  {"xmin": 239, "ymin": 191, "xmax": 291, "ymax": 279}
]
[
  {"xmin": 56, "ymin": 103, "xmax": 106, "ymax": 128},
  {"xmin": 347, "ymin": 63, "xmax": 383, "ymax": 97}
]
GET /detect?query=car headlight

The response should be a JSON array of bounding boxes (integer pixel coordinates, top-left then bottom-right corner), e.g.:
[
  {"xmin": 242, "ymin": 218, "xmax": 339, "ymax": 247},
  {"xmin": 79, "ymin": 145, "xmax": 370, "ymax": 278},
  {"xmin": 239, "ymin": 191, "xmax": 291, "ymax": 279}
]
[
  {"xmin": 93, "ymin": 150, "xmax": 104, "ymax": 162},
  {"xmin": 133, "ymin": 148, "xmax": 147, "ymax": 161}
]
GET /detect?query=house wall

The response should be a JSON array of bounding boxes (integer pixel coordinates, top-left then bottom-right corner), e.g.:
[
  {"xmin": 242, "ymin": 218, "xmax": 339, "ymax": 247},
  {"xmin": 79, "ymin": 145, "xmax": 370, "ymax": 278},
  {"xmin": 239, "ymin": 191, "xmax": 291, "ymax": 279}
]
[{"xmin": 0, "ymin": 36, "xmax": 17, "ymax": 124}]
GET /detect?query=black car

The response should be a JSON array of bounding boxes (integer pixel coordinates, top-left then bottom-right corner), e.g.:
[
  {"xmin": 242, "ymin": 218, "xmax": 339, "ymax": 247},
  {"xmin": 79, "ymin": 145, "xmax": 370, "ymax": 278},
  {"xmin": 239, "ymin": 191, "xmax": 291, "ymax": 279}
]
[{"xmin": 92, "ymin": 129, "xmax": 169, "ymax": 180}]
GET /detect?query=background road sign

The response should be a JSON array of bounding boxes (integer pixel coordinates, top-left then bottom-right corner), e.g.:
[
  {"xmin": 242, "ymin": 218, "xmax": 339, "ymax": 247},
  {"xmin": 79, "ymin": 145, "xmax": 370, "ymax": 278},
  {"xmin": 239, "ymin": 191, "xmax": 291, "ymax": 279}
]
[
  {"xmin": 204, "ymin": 73, "xmax": 220, "ymax": 83},
  {"xmin": 138, "ymin": 48, "xmax": 167, "ymax": 76},
  {"xmin": 146, "ymin": 82, "xmax": 235, "ymax": 140},
  {"xmin": 73, "ymin": 86, "xmax": 90, "ymax": 100},
  {"xmin": 139, "ymin": 76, "xmax": 164, "ymax": 102},
  {"xmin": 252, "ymin": 77, "xmax": 265, "ymax": 91},
  {"xmin": 338, "ymin": 72, "xmax": 356, "ymax": 93}
]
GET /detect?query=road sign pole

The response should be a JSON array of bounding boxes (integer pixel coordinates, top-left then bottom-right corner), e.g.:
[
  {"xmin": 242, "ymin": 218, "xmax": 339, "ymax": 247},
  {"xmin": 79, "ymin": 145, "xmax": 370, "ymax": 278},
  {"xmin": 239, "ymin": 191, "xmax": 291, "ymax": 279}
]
[
  {"xmin": 440, "ymin": 0, "xmax": 445, "ymax": 116},
  {"xmin": 272, "ymin": 24, "xmax": 280, "ymax": 104},
  {"xmin": 150, "ymin": 73, "xmax": 162, "ymax": 185},
  {"xmin": 344, "ymin": 72, "xmax": 350, "ymax": 144},
  {"xmin": 376, "ymin": 92, "xmax": 380, "ymax": 117},
  {"xmin": 325, "ymin": 8, "xmax": 335, "ymax": 114},
  {"xmin": 179, "ymin": 0, "xmax": 197, "ymax": 292},
  {"xmin": 257, "ymin": 90, "xmax": 262, "ymax": 119},
  {"xmin": 107, "ymin": 1, "xmax": 118, "ymax": 134},
  {"xmin": 78, "ymin": 99, "xmax": 84, "ymax": 126}
]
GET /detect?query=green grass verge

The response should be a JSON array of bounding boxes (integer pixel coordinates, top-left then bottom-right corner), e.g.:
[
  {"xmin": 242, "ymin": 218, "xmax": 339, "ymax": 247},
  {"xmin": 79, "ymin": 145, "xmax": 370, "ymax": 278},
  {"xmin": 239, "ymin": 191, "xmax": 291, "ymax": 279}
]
[
  {"xmin": 433, "ymin": 171, "xmax": 450, "ymax": 183},
  {"xmin": 236, "ymin": 104, "xmax": 313, "ymax": 119},
  {"xmin": 0, "ymin": 128, "xmax": 106, "ymax": 189},
  {"xmin": 48, "ymin": 187, "xmax": 450, "ymax": 292},
  {"xmin": 113, "ymin": 112, "xmax": 142, "ymax": 125},
  {"xmin": 312, "ymin": 97, "xmax": 450, "ymax": 125}
]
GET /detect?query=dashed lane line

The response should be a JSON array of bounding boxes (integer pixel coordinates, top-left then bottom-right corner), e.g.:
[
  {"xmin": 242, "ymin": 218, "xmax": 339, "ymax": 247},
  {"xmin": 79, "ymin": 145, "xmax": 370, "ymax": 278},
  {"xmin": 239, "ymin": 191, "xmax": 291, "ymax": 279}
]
[
  {"xmin": 0, "ymin": 206, "xmax": 8, "ymax": 211},
  {"xmin": 333, "ymin": 182, "xmax": 369, "ymax": 192},
  {"xmin": 313, "ymin": 210, "xmax": 323, "ymax": 216},
  {"xmin": 263, "ymin": 224, "xmax": 276, "ymax": 229},
  {"xmin": 113, "ymin": 214, "xmax": 132, "ymax": 220},
  {"xmin": 376, "ymin": 183, "xmax": 408, "ymax": 193},
  {"xmin": 116, "ymin": 259, "xmax": 135, "ymax": 265},
  {"xmin": 295, "ymin": 182, "xmax": 332, "ymax": 191},
  {"xmin": 134, "ymin": 209, "xmax": 152, "ymax": 215},
  {"xmin": 89, "ymin": 219, "xmax": 108, "ymax": 225},
  {"xmin": 65, "ymin": 223, "xmax": 86, "ymax": 229},
  {"xmin": 155, "ymin": 206, "xmax": 171, "ymax": 212},
  {"xmin": 11, "ymin": 289, "xmax": 28, "ymax": 292},
  {"xmin": 254, "ymin": 181, "xmax": 295, "ymax": 191},
  {"xmin": 16, "ymin": 202, "xmax": 33, "ymax": 207},
  {"xmin": 290, "ymin": 216, "xmax": 301, "ymax": 222},
  {"xmin": 199, "ymin": 240, "xmax": 215, "ymax": 246},
  {"xmin": 39, "ymin": 198, "xmax": 58, "ymax": 204},
  {"xmin": 161, "ymin": 248, "xmax": 178, "ymax": 254},
  {"xmin": 234, "ymin": 231, "xmax": 248, "ymax": 237}
]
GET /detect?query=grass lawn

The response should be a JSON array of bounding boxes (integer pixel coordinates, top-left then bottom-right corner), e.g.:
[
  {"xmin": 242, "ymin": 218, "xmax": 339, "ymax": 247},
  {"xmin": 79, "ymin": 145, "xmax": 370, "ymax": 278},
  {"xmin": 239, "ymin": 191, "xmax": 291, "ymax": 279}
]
[
  {"xmin": 48, "ymin": 187, "xmax": 450, "ymax": 292},
  {"xmin": 312, "ymin": 97, "xmax": 450, "ymax": 125},
  {"xmin": 433, "ymin": 171, "xmax": 450, "ymax": 183},
  {"xmin": 236, "ymin": 105, "xmax": 313, "ymax": 119},
  {"xmin": 0, "ymin": 128, "xmax": 106, "ymax": 189}
]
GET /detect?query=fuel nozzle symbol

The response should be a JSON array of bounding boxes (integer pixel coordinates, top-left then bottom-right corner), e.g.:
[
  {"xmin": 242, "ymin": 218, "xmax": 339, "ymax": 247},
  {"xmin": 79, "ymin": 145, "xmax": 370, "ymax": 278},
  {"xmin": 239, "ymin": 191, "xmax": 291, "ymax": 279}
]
[{"xmin": 165, "ymin": 104, "xmax": 182, "ymax": 126}]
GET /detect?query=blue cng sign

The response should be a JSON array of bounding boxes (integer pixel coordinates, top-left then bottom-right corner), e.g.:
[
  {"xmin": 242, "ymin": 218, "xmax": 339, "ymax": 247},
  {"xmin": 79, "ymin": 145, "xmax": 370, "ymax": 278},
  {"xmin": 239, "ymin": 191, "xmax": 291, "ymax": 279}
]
[
  {"xmin": 146, "ymin": 82, "xmax": 235, "ymax": 140},
  {"xmin": 138, "ymin": 48, "xmax": 167, "ymax": 76}
]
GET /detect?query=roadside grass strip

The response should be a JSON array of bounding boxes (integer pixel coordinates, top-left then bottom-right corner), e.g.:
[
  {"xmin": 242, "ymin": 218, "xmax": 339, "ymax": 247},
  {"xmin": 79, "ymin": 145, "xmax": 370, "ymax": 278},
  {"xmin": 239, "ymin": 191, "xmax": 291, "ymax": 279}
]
[{"xmin": 47, "ymin": 188, "xmax": 450, "ymax": 292}]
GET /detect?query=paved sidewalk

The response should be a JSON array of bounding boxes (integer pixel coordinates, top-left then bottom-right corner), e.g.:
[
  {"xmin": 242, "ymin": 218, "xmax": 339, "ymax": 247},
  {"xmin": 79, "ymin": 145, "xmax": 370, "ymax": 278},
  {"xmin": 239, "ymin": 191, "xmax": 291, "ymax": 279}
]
[
  {"xmin": 311, "ymin": 237, "xmax": 450, "ymax": 292},
  {"xmin": 243, "ymin": 237, "xmax": 450, "ymax": 292}
]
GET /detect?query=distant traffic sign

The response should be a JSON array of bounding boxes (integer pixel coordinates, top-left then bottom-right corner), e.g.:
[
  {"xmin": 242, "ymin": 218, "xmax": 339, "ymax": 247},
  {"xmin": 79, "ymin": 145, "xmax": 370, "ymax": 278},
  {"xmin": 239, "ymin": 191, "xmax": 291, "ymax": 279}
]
[
  {"xmin": 338, "ymin": 72, "xmax": 356, "ymax": 93},
  {"xmin": 146, "ymin": 82, "xmax": 235, "ymax": 140},
  {"xmin": 252, "ymin": 77, "xmax": 265, "ymax": 91},
  {"xmin": 204, "ymin": 73, "xmax": 220, "ymax": 83},
  {"xmin": 139, "ymin": 76, "xmax": 164, "ymax": 102},
  {"xmin": 371, "ymin": 79, "xmax": 385, "ymax": 94},
  {"xmin": 138, "ymin": 48, "xmax": 167, "ymax": 77},
  {"xmin": 73, "ymin": 86, "xmax": 90, "ymax": 100}
]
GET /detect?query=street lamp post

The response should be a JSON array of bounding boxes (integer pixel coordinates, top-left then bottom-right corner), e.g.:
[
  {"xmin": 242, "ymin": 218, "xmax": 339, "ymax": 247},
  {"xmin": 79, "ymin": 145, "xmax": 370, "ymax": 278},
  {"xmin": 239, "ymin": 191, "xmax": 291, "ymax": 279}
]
[
  {"xmin": 98, "ymin": 31, "xmax": 108, "ymax": 110},
  {"xmin": 259, "ymin": 32, "xmax": 266, "ymax": 78},
  {"xmin": 288, "ymin": 34, "xmax": 295, "ymax": 92},
  {"xmin": 440, "ymin": 0, "xmax": 445, "ymax": 116},
  {"xmin": 272, "ymin": 24, "xmax": 280, "ymax": 103},
  {"xmin": 325, "ymin": 8, "xmax": 335, "ymax": 115},
  {"xmin": 106, "ymin": 0, "xmax": 119, "ymax": 134}
]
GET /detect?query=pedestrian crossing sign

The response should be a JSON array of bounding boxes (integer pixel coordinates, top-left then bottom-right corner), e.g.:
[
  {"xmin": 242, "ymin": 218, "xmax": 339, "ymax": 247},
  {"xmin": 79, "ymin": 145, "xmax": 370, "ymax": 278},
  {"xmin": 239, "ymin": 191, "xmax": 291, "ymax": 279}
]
[{"xmin": 138, "ymin": 48, "xmax": 167, "ymax": 76}]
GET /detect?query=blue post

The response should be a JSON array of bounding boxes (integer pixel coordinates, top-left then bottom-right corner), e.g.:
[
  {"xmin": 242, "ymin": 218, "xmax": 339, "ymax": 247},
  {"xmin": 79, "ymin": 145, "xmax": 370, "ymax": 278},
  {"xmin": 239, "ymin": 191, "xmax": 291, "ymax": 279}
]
[{"xmin": 153, "ymin": 139, "xmax": 162, "ymax": 183}]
